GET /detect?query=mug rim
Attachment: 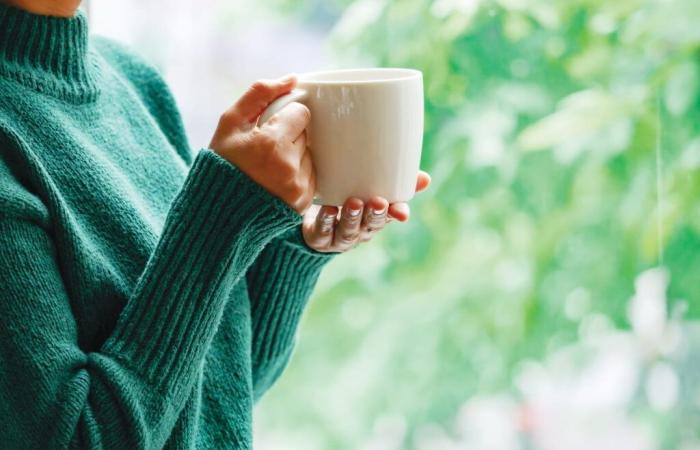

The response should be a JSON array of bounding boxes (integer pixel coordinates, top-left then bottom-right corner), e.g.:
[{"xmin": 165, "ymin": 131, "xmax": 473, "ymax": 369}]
[{"xmin": 298, "ymin": 67, "xmax": 422, "ymax": 84}]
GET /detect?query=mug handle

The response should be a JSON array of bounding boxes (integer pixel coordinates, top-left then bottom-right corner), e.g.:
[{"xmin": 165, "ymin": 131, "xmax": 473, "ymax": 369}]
[{"xmin": 257, "ymin": 88, "xmax": 309, "ymax": 125}]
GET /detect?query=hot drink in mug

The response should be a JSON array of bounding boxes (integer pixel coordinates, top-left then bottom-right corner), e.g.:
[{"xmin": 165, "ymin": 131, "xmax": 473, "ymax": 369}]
[{"xmin": 259, "ymin": 68, "xmax": 424, "ymax": 206}]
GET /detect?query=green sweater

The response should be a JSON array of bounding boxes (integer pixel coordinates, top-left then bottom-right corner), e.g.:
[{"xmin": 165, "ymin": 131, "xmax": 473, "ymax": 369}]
[{"xmin": 0, "ymin": 5, "xmax": 333, "ymax": 449}]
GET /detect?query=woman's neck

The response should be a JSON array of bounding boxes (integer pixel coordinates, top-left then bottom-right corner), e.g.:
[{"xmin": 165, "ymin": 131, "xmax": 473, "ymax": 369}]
[{"xmin": 2, "ymin": 0, "xmax": 80, "ymax": 17}]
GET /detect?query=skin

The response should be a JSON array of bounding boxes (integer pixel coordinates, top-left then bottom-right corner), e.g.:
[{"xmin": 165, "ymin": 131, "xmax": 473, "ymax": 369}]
[
  {"xmin": 2, "ymin": 0, "xmax": 80, "ymax": 16},
  {"xmin": 210, "ymin": 76, "xmax": 431, "ymax": 253},
  {"xmin": 6, "ymin": 0, "xmax": 432, "ymax": 254}
]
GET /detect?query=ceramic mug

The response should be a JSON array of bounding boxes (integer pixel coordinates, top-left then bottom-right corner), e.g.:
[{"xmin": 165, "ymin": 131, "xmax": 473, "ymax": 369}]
[{"xmin": 259, "ymin": 68, "xmax": 424, "ymax": 206}]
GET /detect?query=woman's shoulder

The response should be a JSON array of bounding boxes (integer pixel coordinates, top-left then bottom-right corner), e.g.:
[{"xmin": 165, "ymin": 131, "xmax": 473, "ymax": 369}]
[
  {"xmin": 91, "ymin": 36, "xmax": 193, "ymax": 165},
  {"xmin": 91, "ymin": 36, "xmax": 162, "ymax": 81},
  {"xmin": 91, "ymin": 36, "xmax": 174, "ymax": 103}
]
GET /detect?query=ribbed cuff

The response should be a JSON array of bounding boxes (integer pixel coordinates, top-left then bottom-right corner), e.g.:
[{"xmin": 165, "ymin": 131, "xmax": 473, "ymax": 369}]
[
  {"xmin": 103, "ymin": 149, "xmax": 301, "ymax": 393},
  {"xmin": 252, "ymin": 350, "xmax": 293, "ymax": 401},
  {"xmin": 250, "ymin": 226, "xmax": 335, "ymax": 364},
  {"xmin": 279, "ymin": 223, "xmax": 342, "ymax": 257}
]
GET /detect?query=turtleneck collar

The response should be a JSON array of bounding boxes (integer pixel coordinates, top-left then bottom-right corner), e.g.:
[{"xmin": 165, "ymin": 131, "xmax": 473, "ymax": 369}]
[{"xmin": 0, "ymin": 4, "xmax": 100, "ymax": 102}]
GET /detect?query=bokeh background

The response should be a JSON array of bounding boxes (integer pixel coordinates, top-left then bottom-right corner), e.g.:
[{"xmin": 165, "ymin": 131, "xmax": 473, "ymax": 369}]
[{"xmin": 89, "ymin": 0, "xmax": 700, "ymax": 448}]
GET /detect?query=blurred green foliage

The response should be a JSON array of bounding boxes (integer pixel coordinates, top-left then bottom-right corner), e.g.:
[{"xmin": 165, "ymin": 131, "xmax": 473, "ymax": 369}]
[{"xmin": 256, "ymin": 0, "xmax": 700, "ymax": 448}]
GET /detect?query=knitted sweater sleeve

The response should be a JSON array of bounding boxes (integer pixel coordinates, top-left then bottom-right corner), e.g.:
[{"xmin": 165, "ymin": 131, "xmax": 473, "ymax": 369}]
[
  {"xmin": 245, "ymin": 226, "xmax": 335, "ymax": 401},
  {"xmin": 94, "ymin": 36, "xmax": 335, "ymax": 403},
  {"xmin": 0, "ymin": 148, "xmax": 300, "ymax": 449}
]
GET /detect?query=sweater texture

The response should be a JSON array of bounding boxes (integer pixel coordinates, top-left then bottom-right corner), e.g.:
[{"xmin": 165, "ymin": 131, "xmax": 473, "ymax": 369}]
[{"xmin": 0, "ymin": 5, "xmax": 333, "ymax": 449}]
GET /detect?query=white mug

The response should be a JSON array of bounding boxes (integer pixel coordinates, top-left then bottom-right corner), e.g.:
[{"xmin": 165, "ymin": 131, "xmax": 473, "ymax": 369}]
[{"xmin": 259, "ymin": 68, "xmax": 424, "ymax": 206}]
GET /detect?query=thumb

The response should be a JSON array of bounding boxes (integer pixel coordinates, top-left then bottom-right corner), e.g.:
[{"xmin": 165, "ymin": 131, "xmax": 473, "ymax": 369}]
[{"xmin": 229, "ymin": 75, "xmax": 297, "ymax": 124}]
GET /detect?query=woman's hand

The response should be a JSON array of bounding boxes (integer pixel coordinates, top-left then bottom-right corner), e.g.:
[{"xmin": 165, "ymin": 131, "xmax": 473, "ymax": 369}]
[
  {"xmin": 209, "ymin": 76, "xmax": 315, "ymax": 214},
  {"xmin": 302, "ymin": 172, "xmax": 432, "ymax": 253}
]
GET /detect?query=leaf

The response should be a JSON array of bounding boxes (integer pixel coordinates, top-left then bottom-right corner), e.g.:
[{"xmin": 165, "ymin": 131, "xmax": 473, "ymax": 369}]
[{"xmin": 517, "ymin": 88, "xmax": 641, "ymax": 153}]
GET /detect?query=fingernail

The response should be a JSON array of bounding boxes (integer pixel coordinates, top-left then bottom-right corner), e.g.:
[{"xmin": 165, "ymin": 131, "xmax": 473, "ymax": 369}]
[
  {"xmin": 348, "ymin": 208, "xmax": 361, "ymax": 217},
  {"xmin": 371, "ymin": 207, "xmax": 386, "ymax": 216},
  {"xmin": 320, "ymin": 213, "xmax": 334, "ymax": 231}
]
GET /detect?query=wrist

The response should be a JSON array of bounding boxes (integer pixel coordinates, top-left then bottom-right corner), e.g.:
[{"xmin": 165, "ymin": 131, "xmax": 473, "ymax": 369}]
[{"xmin": 280, "ymin": 225, "xmax": 340, "ymax": 257}]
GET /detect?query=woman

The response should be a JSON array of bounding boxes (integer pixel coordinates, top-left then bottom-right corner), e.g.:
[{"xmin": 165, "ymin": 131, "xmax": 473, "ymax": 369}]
[{"xmin": 0, "ymin": 0, "xmax": 430, "ymax": 448}]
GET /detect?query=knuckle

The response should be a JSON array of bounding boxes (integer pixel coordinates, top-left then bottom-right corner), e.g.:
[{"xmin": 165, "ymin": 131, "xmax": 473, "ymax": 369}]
[
  {"xmin": 266, "ymin": 111, "xmax": 283, "ymax": 127},
  {"xmin": 218, "ymin": 109, "xmax": 236, "ymax": 127},
  {"xmin": 279, "ymin": 161, "xmax": 296, "ymax": 178},
  {"xmin": 369, "ymin": 218, "xmax": 386, "ymax": 228},
  {"xmin": 340, "ymin": 231, "xmax": 359, "ymax": 243},
  {"xmin": 285, "ymin": 176, "xmax": 306, "ymax": 199},
  {"xmin": 319, "ymin": 216, "xmax": 335, "ymax": 234},
  {"xmin": 296, "ymin": 131, "xmax": 307, "ymax": 147},
  {"xmin": 249, "ymin": 126, "xmax": 262, "ymax": 137},
  {"xmin": 344, "ymin": 217, "xmax": 361, "ymax": 228},
  {"xmin": 252, "ymin": 128, "xmax": 277, "ymax": 150},
  {"xmin": 294, "ymin": 103, "xmax": 311, "ymax": 123},
  {"xmin": 368, "ymin": 211, "xmax": 387, "ymax": 227},
  {"xmin": 264, "ymin": 114, "xmax": 278, "ymax": 126}
]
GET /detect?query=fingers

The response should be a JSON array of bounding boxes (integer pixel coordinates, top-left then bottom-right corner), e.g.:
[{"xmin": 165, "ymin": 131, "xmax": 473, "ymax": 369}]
[
  {"xmin": 294, "ymin": 128, "xmax": 307, "ymax": 146},
  {"xmin": 332, "ymin": 198, "xmax": 364, "ymax": 250},
  {"xmin": 305, "ymin": 205, "xmax": 339, "ymax": 249},
  {"xmin": 286, "ymin": 131, "xmax": 312, "ymax": 185},
  {"xmin": 228, "ymin": 75, "xmax": 297, "ymax": 124},
  {"xmin": 304, "ymin": 191, "xmax": 421, "ymax": 253},
  {"xmin": 290, "ymin": 130, "xmax": 307, "ymax": 158},
  {"xmin": 291, "ymin": 147, "xmax": 315, "ymax": 214},
  {"xmin": 299, "ymin": 148, "xmax": 312, "ymax": 178},
  {"xmin": 388, "ymin": 202, "xmax": 410, "ymax": 222},
  {"xmin": 383, "ymin": 171, "xmax": 427, "ymax": 222},
  {"xmin": 362, "ymin": 196, "xmax": 389, "ymax": 234},
  {"xmin": 300, "ymin": 149, "xmax": 315, "ymax": 195},
  {"xmin": 416, "ymin": 171, "xmax": 431, "ymax": 193},
  {"xmin": 265, "ymin": 102, "xmax": 310, "ymax": 141}
]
